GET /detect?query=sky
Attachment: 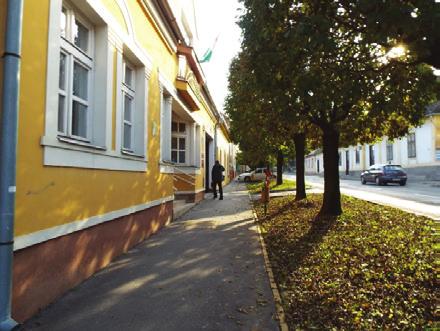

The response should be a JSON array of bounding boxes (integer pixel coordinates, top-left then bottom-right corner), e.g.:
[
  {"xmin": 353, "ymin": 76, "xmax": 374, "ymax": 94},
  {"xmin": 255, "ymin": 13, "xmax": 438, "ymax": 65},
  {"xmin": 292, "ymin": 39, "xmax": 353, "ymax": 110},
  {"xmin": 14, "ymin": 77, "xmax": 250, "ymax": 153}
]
[{"xmin": 194, "ymin": 0, "xmax": 243, "ymax": 113}]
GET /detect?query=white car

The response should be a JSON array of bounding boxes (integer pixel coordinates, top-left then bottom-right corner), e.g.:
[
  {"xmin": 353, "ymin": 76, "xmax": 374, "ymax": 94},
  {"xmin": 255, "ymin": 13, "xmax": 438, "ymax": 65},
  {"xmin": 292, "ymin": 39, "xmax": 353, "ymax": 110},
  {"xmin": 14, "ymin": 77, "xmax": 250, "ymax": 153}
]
[
  {"xmin": 237, "ymin": 168, "xmax": 275, "ymax": 182},
  {"xmin": 237, "ymin": 170, "xmax": 254, "ymax": 182}
]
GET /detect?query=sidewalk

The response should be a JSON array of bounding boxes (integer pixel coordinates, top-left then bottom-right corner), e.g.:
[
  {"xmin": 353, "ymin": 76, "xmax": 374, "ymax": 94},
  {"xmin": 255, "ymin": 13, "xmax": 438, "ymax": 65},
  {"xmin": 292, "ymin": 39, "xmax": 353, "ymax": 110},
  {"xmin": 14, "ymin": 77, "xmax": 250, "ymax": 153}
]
[{"xmin": 22, "ymin": 182, "xmax": 278, "ymax": 331}]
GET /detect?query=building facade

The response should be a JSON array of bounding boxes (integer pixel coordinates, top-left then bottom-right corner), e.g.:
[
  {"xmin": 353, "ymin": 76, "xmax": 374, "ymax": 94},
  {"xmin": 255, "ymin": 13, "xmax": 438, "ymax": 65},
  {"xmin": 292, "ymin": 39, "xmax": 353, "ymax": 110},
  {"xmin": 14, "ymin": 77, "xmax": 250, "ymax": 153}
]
[
  {"xmin": 0, "ymin": 0, "xmax": 235, "ymax": 323},
  {"xmin": 305, "ymin": 107, "xmax": 440, "ymax": 180}
]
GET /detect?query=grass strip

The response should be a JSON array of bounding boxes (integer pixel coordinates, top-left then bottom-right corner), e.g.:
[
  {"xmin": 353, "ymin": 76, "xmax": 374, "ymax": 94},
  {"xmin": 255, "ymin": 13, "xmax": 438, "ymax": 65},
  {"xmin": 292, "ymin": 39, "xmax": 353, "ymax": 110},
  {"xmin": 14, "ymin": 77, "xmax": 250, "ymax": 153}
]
[
  {"xmin": 247, "ymin": 179, "xmax": 297, "ymax": 194},
  {"xmin": 254, "ymin": 194, "xmax": 437, "ymax": 330}
]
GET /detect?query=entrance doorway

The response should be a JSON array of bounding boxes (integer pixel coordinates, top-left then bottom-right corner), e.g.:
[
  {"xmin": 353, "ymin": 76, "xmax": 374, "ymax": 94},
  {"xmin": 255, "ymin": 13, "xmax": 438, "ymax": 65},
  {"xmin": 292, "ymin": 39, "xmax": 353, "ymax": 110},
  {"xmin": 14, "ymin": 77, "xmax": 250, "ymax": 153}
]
[{"xmin": 205, "ymin": 133, "xmax": 213, "ymax": 192}]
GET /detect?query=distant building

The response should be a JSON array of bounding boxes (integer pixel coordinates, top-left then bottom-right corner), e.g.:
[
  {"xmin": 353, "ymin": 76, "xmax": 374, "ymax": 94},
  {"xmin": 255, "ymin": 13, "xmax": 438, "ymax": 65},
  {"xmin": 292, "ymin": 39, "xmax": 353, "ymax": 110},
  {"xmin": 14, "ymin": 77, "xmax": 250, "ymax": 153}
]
[{"xmin": 305, "ymin": 103, "xmax": 440, "ymax": 180}]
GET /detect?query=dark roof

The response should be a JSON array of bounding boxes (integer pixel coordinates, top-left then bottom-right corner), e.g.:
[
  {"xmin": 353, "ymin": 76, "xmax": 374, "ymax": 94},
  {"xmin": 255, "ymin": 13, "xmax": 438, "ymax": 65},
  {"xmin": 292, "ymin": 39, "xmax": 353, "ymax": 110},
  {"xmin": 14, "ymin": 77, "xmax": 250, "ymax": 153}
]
[{"xmin": 426, "ymin": 101, "xmax": 440, "ymax": 115}]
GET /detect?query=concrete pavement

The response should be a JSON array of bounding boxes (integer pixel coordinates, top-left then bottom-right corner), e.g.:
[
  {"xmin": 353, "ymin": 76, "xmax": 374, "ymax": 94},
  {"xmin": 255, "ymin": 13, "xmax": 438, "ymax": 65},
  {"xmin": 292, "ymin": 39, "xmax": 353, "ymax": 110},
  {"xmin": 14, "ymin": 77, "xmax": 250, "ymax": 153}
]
[{"xmin": 21, "ymin": 182, "xmax": 278, "ymax": 331}]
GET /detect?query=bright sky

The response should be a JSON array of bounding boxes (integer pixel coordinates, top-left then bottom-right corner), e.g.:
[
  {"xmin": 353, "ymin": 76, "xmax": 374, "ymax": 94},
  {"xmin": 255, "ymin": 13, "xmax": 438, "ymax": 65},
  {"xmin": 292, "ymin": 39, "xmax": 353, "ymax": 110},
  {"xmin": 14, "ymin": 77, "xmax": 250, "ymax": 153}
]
[{"xmin": 194, "ymin": 0, "xmax": 243, "ymax": 113}]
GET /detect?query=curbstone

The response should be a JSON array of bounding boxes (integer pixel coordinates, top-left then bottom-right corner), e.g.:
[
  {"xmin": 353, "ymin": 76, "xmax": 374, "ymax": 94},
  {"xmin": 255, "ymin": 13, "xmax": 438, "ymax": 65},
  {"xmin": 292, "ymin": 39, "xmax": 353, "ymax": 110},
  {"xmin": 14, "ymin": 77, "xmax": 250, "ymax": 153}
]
[{"xmin": 248, "ymin": 192, "xmax": 289, "ymax": 331}]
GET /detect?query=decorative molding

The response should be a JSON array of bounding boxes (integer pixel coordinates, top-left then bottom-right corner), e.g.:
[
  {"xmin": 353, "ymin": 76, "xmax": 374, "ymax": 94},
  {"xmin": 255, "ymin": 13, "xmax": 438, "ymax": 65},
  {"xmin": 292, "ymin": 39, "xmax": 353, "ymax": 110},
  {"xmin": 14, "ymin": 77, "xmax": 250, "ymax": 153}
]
[
  {"xmin": 87, "ymin": 0, "xmax": 154, "ymax": 72},
  {"xmin": 14, "ymin": 195, "xmax": 174, "ymax": 251},
  {"xmin": 160, "ymin": 163, "xmax": 174, "ymax": 174},
  {"xmin": 41, "ymin": 136, "xmax": 148, "ymax": 172},
  {"xmin": 139, "ymin": 0, "xmax": 177, "ymax": 53}
]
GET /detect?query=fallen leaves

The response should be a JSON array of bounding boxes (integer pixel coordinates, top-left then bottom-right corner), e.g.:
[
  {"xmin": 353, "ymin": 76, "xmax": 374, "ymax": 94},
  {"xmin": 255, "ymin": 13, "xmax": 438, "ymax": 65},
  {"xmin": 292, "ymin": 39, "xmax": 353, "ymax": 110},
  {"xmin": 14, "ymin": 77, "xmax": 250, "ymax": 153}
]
[{"xmin": 254, "ymin": 194, "xmax": 436, "ymax": 330}]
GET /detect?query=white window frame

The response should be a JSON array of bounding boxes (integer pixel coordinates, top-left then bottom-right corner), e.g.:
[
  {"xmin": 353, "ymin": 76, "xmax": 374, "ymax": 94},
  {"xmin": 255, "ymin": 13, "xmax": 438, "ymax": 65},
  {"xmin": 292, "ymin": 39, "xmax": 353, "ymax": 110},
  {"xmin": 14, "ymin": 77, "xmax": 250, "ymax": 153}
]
[
  {"xmin": 115, "ymin": 49, "xmax": 149, "ymax": 158},
  {"xmin": 171, "ymin": 121, "xmax": 188, "ymax": 164},
  {"xmin": 42, "ymin": 0, "xmax": 153, "ymax": 172},
  {"xmin": 121, "ymin": 60, "xmax": 135, "ymax": 152},
  {"xmin": 58, "ymin": 3, "xmax": 94, "ymax": 141}
]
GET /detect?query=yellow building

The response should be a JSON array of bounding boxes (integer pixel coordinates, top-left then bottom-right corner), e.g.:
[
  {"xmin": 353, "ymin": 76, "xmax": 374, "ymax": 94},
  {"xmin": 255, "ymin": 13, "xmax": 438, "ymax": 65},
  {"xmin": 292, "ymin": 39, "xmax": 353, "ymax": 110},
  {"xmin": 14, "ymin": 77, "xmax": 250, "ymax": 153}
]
[{"xmin": 0, "ymin": 0, "xmax": 235, "ymax": 323}]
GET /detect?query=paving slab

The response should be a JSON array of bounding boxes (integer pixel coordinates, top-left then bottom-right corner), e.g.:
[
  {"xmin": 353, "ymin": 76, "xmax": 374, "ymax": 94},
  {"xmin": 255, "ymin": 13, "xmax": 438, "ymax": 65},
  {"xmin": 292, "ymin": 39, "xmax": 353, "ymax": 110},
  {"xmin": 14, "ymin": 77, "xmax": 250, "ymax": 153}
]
[{"xmin": 22, "ymin": 182, "xmax": 278, "ymax": 331}]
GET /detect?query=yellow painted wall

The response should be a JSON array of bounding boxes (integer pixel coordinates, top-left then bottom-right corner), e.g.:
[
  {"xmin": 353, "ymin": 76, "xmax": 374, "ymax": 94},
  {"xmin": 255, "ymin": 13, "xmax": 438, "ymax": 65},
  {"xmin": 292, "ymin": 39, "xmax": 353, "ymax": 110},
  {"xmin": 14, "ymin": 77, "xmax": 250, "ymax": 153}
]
[
  {"xmin": 129, "ymin": 0, "xmax": 178, "ymax": 82},
  {"xmin": 14, "ymin": 0, "xmax": 177, "ymax": 236},
  {"xmin": 101, "ymin": 0, "xmax": 128, "ymax": 34}
]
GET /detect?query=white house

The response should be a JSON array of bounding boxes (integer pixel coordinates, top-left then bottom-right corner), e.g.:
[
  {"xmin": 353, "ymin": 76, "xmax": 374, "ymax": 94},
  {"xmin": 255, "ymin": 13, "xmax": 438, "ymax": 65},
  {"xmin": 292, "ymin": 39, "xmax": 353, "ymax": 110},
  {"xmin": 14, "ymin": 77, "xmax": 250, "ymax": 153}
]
[{"xmin": 305, "ymin": 102, "xmax": 440, "ymax": 180}]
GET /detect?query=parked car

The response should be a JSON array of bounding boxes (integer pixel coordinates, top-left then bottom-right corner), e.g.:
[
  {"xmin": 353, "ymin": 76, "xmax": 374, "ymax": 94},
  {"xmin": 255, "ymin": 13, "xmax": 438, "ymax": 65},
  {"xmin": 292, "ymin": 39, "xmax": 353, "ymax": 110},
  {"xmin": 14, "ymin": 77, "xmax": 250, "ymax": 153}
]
[
  {"xmin": 237, "ymin": 168, "xmax": 276, "ymax": 182},
  {"xmin": 237, "ymin": 170, "xmax": 254, "ymax": 182},
  {"xmin": 361, "ymin": 164, "xmax": 407, "ymax": 186}
]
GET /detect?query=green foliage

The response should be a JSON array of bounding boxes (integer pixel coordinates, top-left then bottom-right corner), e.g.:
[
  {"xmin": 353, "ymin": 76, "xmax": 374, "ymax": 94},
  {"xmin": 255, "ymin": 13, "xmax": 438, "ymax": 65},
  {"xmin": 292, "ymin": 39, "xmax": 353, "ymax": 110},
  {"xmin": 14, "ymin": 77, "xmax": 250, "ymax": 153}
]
[
  {"xmin": 254, "ymin": 195, "xmax": 437, "ymax": 329},
  {"xmin": 237, "ymin": 0, "xmax": 440, "ymax": 215}
]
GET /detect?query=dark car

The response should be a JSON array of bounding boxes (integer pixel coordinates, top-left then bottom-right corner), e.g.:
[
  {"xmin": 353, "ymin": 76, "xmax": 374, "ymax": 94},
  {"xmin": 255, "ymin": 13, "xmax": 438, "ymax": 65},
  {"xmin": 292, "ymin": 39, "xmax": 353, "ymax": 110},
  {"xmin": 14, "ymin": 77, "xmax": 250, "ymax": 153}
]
[{"xmin": 361, "ymin": 164, "xmax": 407, "ymax": 186}]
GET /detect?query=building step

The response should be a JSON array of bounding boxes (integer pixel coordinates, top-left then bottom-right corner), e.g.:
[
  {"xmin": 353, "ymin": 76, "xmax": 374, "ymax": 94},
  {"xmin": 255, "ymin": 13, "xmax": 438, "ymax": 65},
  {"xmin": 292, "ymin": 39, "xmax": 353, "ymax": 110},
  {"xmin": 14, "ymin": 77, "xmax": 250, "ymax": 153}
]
[{"xmin": 173, "ymin": 200, "xmax": 196, "ymax": 220}]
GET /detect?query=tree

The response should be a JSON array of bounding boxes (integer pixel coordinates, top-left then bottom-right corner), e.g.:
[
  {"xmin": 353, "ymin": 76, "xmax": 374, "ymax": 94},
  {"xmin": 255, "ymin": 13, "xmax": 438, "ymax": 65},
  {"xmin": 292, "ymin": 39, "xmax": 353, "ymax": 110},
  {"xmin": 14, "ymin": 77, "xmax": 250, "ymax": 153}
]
[
  {"xmin": 226, "ymin": 52, "xmax": 298, "ymax": 186},
  {"xmin": 238, "ymin": 0, "xmax": 439, "ymax": 216},
  {"xmin": 333, "ymin": 1, "xmax": 440, "ymax": 68}
]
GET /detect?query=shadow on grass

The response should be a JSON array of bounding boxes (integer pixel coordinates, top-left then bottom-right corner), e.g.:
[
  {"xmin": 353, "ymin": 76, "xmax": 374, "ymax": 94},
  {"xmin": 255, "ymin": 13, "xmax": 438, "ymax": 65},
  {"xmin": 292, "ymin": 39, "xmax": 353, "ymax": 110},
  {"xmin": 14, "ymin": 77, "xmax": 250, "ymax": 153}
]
[{"xmin": 258, "ymin": 197, "xmax": 338, "ymax": 279}]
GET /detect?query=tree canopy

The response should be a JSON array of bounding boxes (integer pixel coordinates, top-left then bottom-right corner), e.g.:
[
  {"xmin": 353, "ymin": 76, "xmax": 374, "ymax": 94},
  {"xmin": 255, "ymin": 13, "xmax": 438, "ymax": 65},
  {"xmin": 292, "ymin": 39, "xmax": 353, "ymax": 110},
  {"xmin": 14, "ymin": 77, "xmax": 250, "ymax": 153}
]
[{"xmin": 232, "ymin": 0, "xmax": 439, "ymax": 216}]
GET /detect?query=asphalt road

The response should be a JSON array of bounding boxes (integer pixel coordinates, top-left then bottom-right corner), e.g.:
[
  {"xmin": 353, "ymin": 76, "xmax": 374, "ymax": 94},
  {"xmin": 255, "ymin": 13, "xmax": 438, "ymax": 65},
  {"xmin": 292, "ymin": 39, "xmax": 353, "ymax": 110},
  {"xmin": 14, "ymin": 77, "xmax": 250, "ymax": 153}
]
[{"xmin": 285, "ymin": 173, "xmax": 440, "ymax": 220}]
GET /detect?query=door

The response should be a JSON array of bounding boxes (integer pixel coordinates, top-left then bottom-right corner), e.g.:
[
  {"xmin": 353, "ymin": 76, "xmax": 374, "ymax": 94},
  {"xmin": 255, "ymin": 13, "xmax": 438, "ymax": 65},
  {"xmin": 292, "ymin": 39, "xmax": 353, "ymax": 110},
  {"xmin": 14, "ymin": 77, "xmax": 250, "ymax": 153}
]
[{"xmin": 205, "ymin": 133, "xmax": 213, "ymax": 191}]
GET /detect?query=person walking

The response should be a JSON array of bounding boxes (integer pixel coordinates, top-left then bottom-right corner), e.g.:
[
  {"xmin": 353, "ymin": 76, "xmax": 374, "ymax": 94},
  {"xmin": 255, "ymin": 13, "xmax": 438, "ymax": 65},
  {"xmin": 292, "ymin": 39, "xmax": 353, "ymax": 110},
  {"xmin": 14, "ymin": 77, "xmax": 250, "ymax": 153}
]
[{"xmin": 211, "ymin": 160, "xmax": 225, "ymax": 200}]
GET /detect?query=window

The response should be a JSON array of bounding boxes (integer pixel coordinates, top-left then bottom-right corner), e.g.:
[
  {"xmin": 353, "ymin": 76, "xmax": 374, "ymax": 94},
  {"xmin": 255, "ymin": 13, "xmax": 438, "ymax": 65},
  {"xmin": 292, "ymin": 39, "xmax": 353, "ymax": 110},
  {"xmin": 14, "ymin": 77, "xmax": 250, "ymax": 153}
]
[
  {"xmin": 369, "ymin": 145, "xmax": 375, "ymax": 165},
  {"xmin": 407, "ymin": 133, "xmax": 416, "ymax": 158},
  {"xmin": 338, "ymin": 152, "xmax": 342, "ymax": 166},
  {"xmin": 58, "ymin": 4, "xmax": 93, "ymax": 140},
  {"xmin": 172, "ymin": 121, "xmax": 187, "ymax": 164},
  {"xmin": 122, "ymin": 61, "xmax": 135, "ymax": 151},
  {"xmin": 386, "ymin": 141, "xmax": 393, "ymax": 161},
  {"xmin": 355, "ymin": 148, "xmax": 360, "ymax": 164},
  {"xmin": 43, "ymin": 0, "xmax": 153, "ymax": 172}
]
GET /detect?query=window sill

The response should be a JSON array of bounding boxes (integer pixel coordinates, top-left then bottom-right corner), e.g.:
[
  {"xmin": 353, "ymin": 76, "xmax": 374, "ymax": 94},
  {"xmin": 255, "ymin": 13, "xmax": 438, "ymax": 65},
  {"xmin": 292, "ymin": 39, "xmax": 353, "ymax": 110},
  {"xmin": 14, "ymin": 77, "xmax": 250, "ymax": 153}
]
[
  {"xmin": 121, "ymin": 150, "xmax": 145, "ymax": 158},
  {"xmin": 159, "ymin": 161, "xmax": 174, "ymax": 174},
  {"xmin": 41, "ymin": 135, "xmax": 147, "ymax": 172},
  {"xmin": 58, "ymin": 135, "xmax": 106, "ymax": 150}
]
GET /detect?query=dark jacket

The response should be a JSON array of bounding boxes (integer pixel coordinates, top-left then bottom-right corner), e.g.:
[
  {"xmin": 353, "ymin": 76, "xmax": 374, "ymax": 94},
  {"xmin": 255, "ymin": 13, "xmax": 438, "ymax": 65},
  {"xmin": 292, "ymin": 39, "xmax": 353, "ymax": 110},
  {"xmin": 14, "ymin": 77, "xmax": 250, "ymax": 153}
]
[{"xmin": 211, "ymin": 163, "xmax": 225, "ymax": 182}]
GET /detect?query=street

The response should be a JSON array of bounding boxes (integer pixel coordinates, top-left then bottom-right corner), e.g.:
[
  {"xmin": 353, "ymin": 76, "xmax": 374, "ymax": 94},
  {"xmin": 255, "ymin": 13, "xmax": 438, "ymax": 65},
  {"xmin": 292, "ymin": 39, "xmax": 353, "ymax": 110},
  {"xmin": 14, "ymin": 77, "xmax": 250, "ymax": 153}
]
[{"xmin": 284, "ymin": 173, "xmax": 440, "ymax": 220}]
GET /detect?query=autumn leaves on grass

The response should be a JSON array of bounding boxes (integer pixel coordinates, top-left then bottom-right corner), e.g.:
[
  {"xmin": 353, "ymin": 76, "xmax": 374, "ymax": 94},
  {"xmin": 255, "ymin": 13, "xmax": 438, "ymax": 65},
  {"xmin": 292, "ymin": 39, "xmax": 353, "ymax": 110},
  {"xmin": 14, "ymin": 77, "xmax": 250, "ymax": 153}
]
[{"xmin": 254, "ymin": 195, "xmax": 436, "ymax": 330}]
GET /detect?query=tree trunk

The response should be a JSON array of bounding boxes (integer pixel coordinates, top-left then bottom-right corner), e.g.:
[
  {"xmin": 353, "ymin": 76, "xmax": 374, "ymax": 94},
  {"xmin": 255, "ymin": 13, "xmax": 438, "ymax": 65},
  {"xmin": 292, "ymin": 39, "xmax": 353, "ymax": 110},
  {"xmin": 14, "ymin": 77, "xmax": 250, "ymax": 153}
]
[
  {"xmin": 276, "ymin": 149, "xmax": 283, "ymax": 185},
  {"xmin": 294, "ymin": 133, "xmax": 306, "ymax": 200},
  {"xmin": 319, "ymin": 128, "xmax": 342, "ymax": 216}
]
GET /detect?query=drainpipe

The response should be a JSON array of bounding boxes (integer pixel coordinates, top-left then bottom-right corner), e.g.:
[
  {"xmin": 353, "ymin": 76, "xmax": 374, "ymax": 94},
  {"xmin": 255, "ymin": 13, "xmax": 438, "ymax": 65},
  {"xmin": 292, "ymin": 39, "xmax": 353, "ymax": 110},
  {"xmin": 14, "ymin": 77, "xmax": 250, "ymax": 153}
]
[{"xmin": 0, "ymin": 0, "xmax": 24, "ymax": 330}]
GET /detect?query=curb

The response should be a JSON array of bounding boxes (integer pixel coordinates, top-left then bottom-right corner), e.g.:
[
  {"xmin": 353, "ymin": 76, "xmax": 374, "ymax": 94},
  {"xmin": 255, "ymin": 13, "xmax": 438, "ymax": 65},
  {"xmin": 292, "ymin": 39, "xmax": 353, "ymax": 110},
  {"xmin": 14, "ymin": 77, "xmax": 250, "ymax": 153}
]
[{"xmin": 248, "ymin": 193, "xmax": 289, "ymax": 331}]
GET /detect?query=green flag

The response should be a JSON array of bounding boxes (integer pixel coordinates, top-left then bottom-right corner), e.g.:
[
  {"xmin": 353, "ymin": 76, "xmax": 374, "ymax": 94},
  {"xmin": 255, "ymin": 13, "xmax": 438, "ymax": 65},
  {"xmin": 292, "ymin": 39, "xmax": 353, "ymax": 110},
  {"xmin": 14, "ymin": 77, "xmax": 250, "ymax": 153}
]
[
  {"xmin": 200, "ymin": 35, "xmax": 219, "ymax": 63},
  {"xmin": 200, "ymin": 49, "xmax": 213, "ymax": 63}
]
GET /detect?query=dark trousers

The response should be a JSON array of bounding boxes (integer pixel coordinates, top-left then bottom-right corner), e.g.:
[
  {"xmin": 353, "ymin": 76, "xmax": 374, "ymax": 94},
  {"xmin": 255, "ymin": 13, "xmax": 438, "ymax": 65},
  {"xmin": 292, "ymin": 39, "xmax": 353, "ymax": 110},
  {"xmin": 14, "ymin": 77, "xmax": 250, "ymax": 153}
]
[{"xmin": 212, "ymin": 180, "xmax": 223, "ymax": 198}]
